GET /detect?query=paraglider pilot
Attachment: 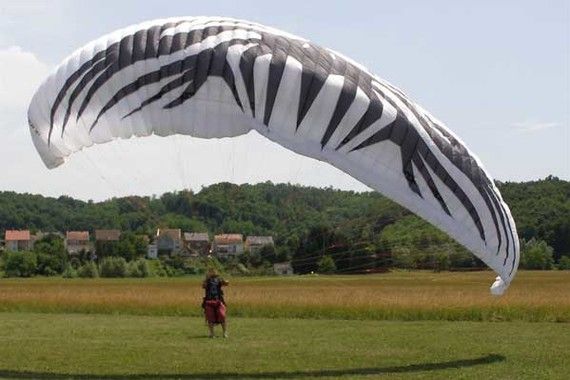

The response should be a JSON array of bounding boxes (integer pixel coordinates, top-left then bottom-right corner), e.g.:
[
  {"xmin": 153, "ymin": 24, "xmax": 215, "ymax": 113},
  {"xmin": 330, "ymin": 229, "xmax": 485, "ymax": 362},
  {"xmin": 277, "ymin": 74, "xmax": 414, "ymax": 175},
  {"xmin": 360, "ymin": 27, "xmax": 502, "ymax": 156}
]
[{"xmin": 202, "ymin": 269, "xmax": 229, "ymax": 338}]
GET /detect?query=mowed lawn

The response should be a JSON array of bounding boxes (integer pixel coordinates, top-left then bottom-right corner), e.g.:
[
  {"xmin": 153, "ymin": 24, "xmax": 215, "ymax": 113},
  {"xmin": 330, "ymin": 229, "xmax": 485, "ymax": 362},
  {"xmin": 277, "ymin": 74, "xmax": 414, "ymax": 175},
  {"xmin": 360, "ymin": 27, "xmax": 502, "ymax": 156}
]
[
  {"xmin": 0, "ymin": 313, "xmax": 568, "ymax": 379},
  {"xmin": 0, "ymin": 271, "xmax": 568, "ymax": 321}
]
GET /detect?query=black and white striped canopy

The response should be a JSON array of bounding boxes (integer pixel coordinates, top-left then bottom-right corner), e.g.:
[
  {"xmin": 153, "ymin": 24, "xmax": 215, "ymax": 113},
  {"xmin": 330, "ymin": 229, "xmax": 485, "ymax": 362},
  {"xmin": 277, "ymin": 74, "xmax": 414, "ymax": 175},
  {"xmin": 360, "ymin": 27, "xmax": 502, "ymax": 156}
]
[{"xmin": 27, "ymin": 17, "xmax": 519, "ymax": 293}]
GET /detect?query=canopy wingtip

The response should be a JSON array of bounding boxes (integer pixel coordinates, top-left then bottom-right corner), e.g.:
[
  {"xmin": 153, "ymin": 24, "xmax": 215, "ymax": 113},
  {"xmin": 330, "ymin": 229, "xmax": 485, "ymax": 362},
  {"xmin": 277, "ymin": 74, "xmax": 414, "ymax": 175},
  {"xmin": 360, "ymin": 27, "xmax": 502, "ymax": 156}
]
[{"xmin": 490, "ymin": 276, "xmax": 510, "ymax": 296}]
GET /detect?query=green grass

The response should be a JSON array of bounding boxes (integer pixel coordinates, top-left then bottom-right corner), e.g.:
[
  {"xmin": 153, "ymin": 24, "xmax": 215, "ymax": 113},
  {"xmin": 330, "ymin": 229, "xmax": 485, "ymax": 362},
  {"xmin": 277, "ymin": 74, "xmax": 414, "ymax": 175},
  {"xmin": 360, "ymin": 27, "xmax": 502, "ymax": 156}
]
[
  {"xmin": 0, "ymin": 312, "xmax": 567, "ymax": 379},
  {"xmin": 0, "ymin": 272, "xmax": 568, "ymax": 378}
]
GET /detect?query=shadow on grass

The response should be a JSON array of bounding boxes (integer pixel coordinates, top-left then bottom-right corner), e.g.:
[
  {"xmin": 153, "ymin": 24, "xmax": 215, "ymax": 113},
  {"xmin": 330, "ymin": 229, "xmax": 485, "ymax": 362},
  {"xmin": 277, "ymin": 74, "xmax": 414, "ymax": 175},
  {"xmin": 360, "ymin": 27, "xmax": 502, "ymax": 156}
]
[{"xmin": 0, "ymin": 354, "xmax": 505, "ymax": 379}]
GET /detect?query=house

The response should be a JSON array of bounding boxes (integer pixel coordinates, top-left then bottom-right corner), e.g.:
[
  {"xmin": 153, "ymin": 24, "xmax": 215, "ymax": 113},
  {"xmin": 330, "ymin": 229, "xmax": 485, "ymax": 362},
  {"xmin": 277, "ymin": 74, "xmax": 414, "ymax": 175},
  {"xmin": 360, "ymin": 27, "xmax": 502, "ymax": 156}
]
[
  {"xmin": 4, "ymin": 230, "xmax": 31, "ymax": 251},
  {"xmin": 31, "ymin": 231, "xmax": 64, "ymax": 245},
  {"xmin": 95, "ymin": 229, "xmax": 121, "ymax": 242},
  {"xmin": 147, "ymin": 242, "xmax": 158, "ymax": 259},
  {"xmin": 273, "ymin": 262, "xmax": 294, "ymax": 275},
  {"xmin": 155, "ymin": 228, "xmax": 182, "ymax": 256},
  {"xmin": 245, "ymin": 236, "xmax": 275, "ymax": 253},
  {"xmin": 93, "ymin": 229, "xmax": 121, "ymax": 258},
  {"xmin": 65, "ymin": 231, "xmax": 91, "ymax": 255},
  {"xmin": 184, "ymin": 232, "xmax": 210, "ymax": 256},
  {"xmin": 212, "ymin": 234, "xmax": 244, "ymax": 258}
]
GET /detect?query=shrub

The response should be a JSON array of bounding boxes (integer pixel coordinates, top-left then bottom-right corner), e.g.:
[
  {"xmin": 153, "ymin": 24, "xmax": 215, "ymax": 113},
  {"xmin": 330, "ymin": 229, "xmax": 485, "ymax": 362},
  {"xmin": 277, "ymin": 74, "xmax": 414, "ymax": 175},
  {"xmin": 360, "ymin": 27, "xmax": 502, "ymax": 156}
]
[
  {"xmin": 317, "ymin": 255, "xmax": 336, "ymax": 274},
  {"xmin": 62, "ymin": 263, "xmax": 77, "ymax": 279},
  {"xmin": 77, "ymin": 262, "xmax": 99, "ymax": 278},
  {"xmin": 520, "ymin": 238, "xmax": 555, "ymax": 270},
  {"xmin": 236, "ymin": 263, "xmax": 249, "ymax": 275},
  {"xmin": 127, "ymin": 259, "xmax": 150, "ymax": 278},
  {"xmin": 69, "ymin": 257, "xmax": 81, "ymax": 269},
  {"xmin": 558, "ymin": 256, "xmax": 570, "ymax": 270},
  {"xmin": 244, "ymin": 262, "xmax": 273, "ymax": 276},
  {"xmin": 99, "ymin": 257, "xmax": 127, "ymax": 278},
  {"xmin": 3, "ymin": 251, "xmax": 37, "ymax": 277},
  {"xmin": 147, "ymin": 260, "xmax": 168, "ymax": 277}
]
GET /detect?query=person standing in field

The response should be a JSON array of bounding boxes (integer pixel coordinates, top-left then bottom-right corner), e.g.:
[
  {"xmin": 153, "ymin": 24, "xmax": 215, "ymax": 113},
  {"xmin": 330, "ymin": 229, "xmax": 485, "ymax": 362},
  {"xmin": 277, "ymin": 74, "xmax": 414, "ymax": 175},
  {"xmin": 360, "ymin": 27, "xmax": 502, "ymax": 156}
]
[{"xmin": 202, "ymin": 269, "xmax": 229, "ymax": 338}]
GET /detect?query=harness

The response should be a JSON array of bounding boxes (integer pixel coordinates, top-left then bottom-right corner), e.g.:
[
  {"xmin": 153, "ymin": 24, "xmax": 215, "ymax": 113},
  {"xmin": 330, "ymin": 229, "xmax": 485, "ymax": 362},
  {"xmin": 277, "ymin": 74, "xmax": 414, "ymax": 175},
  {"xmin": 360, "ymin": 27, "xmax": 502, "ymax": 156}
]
[{"xmin": 203, "ymin": 277, "xmax": 225, "ymax": 305}]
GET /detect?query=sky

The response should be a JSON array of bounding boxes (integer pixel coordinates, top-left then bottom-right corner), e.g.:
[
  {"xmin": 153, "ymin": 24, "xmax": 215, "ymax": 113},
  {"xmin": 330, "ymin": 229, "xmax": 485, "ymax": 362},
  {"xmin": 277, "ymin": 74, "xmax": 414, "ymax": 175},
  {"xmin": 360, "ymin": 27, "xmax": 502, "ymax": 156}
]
[{"xmin": 0, "ymin": 0, "xmax": 568, "ymax": 201}]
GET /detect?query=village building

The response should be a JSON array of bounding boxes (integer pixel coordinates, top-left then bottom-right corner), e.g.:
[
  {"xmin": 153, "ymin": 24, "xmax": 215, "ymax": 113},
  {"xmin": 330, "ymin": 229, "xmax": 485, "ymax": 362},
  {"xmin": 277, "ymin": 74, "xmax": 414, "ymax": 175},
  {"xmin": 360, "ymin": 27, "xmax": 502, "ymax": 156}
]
[
  {"xmin": 155, "ymin": 228, "xmax": 183, "ymax": 256},
  {"xmin": 31, "ymin": 231, "xmax": 64, "ymax": 245},
  {"xmin": 65, "ymin": 231, "xmax": 91, "ymax": 255},
  {"xmin": 245, "ymin": 236, "xmax": 275, "ymax": 253},
  {"xmin": 212, "ymin": 234, "xmax": 244, "ymax": 258},
  {"xmin": 147, "ymin": 242, "xmax": 158, "ymax": 259},
  {"xmin": 273, "ymin": 262, "xmax": 294, "ymax": 275},
  {"xmin": 93, "ymin": 229, "xmax": 121, "ymax": 258},
  {"xmin": 184, "ymin": 232, "xmax": 210, "ymax": 256},
  {"xmin": 4, "ymin": 230, "xmax": 32, "ymax": 251},
  {"xmin": 95, "ymin": 229, "xmax": 121, "ymax": 242}
]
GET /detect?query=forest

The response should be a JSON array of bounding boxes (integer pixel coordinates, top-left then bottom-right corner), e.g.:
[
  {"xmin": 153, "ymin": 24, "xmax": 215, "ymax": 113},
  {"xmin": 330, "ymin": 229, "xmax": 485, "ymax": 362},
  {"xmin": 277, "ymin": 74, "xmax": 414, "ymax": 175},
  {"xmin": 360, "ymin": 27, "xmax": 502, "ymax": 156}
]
[{"xmin": 0, "ymin": 176, "xmax": 568, "ymax": 275}]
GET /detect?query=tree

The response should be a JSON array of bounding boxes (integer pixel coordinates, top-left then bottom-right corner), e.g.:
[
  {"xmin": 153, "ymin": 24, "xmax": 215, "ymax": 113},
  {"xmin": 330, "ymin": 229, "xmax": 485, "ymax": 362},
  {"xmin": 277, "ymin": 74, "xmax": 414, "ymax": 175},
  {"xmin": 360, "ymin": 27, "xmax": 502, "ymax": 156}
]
[
  {"xmin": 106, "ymin": 232, "xmax": 148, "ymax": 262},
  {"xmin": 448, "ymin": 244, "xmax": 479, "ymax": 268},
  {"xmin": 99, "ymin": 257, "xmax": 127, "ymax": 277},
  {"xmin": 432, "ymin": 252, "xmax": 450, "ymax": 272},
  {"xmin": 293, "ymin": 225, "xmax": 347, "ymax": 274},
  {"xmin": 77, "ymin": 262, "xmax": 99, "ymax": 278},
  {"xmin": 520, "ymin": 238, "xmax": 555, "ymax": 270},
  {"xmin": 0, "ymin": 177, "xmax": 568, "ymax": 273},
  {"xmin": 391, "ymin": 246, "xmax": 415, "ymax": 269},
  {"xmin": 3, "ymin": 251, "xmax": 37, "ymax": 277},
  {"xmin": 34, "ymin": 234, "xmax": 67, "ymax": 275},
  {"xmin": 317, "ymin": 255, "xmax": 336, "ymax": 274},
  {"xmin": 259, "ymin": 244, "xmax": 277, "ymax": 264},
  {"xmin": 336, "ymin": 243, "xmax": 376, "ymax": 273},
  {"xmin": 95, "ymin": 240, "xmax": 116, "ymax": 258},
  {"xmin": 558, "ymin": 256, "xmax": 570, "ymax": 270},
  {"xmin": 499, "ymin": 178, "xmax": 570, "ymax": 261}
]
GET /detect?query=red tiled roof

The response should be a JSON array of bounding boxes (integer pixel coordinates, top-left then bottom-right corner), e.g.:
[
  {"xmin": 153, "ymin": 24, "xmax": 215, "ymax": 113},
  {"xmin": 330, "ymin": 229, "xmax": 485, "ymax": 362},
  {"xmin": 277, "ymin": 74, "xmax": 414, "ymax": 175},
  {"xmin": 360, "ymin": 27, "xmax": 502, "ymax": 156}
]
[
  {"xmin": 5, "ymin": 230, "xmax": 31, "ymax": 241},
  {"xmin": 214, "ymin": 234, "xmax": 243, "ymax": 245},
  {"xmin": 246, "ymin": 236, "xmax": 274, "ymax": 246},
  {"xmin": 157, "ymin": 229, "xmax": 181, "ymax": 240},
  {"xmin": 66, "ymin": 231, "xmax": 89, "ymax": 241},
  {"xmin": 95, "ymin": 229, "xmax": 121, "ymax": 241},
  {"xmin": 184, "ymin": 232, "xmax": 209, "ymax": 242}
]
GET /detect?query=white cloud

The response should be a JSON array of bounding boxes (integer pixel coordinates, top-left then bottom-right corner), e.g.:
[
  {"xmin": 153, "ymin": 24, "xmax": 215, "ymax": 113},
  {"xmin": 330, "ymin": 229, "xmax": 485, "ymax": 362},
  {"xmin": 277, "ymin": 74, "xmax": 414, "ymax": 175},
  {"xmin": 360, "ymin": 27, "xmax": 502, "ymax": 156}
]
[
  {"xmin": 0, "ymin": 45, "xmax": 50, "ymax": 113},
  {"xmin": 511, "ymin": 121, "xmax": 560, "ymax": 132}
]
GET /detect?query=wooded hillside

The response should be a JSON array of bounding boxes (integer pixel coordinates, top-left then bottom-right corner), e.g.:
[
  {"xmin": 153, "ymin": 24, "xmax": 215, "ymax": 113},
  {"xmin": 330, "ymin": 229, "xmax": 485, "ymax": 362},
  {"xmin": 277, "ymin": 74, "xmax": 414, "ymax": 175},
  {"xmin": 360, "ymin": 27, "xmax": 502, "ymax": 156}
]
[{"xmin": 1, "ymin": 176, "xmax": 568, "ymax": 265}]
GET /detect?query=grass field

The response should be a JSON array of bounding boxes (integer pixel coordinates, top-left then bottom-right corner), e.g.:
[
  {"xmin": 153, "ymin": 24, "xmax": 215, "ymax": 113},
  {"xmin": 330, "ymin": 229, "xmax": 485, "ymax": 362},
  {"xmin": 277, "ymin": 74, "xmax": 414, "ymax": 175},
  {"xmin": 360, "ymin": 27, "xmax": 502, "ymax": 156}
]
[
  {"xmin": 0, "ymin": 313, "xmax": 568, "ymax": 379},
  {"xmin": 0, "ymin": 271, "xmax": 568, "ymax": 322},
  {"xmin": 0, "ymin": 271, "xmax": 568, "ymax": 379}
]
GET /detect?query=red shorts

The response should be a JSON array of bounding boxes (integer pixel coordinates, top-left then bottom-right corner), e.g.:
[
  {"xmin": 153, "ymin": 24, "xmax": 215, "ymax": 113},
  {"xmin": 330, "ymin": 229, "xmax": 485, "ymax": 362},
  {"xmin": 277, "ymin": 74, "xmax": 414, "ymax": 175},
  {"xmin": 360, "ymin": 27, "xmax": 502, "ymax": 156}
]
[{"xmin": 204, "ymin": 300, "xmax": 226, "ymax": 324}]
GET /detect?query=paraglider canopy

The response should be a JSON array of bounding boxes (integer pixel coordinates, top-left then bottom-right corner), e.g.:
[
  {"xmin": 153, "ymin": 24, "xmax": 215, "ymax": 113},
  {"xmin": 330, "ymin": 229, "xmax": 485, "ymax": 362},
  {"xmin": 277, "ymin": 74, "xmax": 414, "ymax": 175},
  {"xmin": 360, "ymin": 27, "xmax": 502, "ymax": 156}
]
[{"xmin": 27, "ymin": 16, "xmax": 519, "ymax": 294}]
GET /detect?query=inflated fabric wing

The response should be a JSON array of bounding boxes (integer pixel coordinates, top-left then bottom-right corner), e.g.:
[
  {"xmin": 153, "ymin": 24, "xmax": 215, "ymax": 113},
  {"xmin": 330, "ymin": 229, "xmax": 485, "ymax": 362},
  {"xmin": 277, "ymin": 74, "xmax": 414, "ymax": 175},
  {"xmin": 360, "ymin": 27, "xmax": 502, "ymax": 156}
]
[{"xmin": 27, "ymin": 17, "xmax": 519, "ymax": 293}]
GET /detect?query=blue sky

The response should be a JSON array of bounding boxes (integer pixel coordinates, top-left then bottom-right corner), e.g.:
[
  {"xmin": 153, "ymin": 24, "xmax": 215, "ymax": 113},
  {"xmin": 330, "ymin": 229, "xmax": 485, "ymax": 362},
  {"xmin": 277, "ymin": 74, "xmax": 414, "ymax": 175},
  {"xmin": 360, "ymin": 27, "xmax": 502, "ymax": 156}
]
[{"xmin": 0, "ymin": 0, "xmax": 568, "ymax": 200}]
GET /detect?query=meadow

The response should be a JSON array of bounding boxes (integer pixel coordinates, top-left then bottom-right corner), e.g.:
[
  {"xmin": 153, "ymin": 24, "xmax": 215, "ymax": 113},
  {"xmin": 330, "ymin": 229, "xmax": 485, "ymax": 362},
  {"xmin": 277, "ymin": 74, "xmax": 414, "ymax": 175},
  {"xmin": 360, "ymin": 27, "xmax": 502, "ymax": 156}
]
[
  {"xmin": 0, "ymin": 271, "xmax": 568, "ymax": 379},
  {"xmin": 0, "ymin": 271, "xmax": 568, "ymax": 322}
]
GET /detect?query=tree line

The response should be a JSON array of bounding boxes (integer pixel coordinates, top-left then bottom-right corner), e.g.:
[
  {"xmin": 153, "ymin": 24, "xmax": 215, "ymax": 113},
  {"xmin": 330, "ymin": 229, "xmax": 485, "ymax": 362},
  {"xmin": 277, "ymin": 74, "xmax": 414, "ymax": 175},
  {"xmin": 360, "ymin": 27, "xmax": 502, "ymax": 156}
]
[{"xmin": 0, "ymin": 176, "xmax": 568, "ymax": 275}]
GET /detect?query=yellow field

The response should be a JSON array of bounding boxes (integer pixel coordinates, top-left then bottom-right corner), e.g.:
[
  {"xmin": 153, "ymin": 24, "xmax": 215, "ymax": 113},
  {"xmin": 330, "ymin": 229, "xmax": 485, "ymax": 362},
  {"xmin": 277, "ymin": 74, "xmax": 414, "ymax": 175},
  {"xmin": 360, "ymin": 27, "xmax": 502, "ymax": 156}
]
[{"xmin": 0, "ymin": 271, "xmax": 568, "ymax": 322}]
